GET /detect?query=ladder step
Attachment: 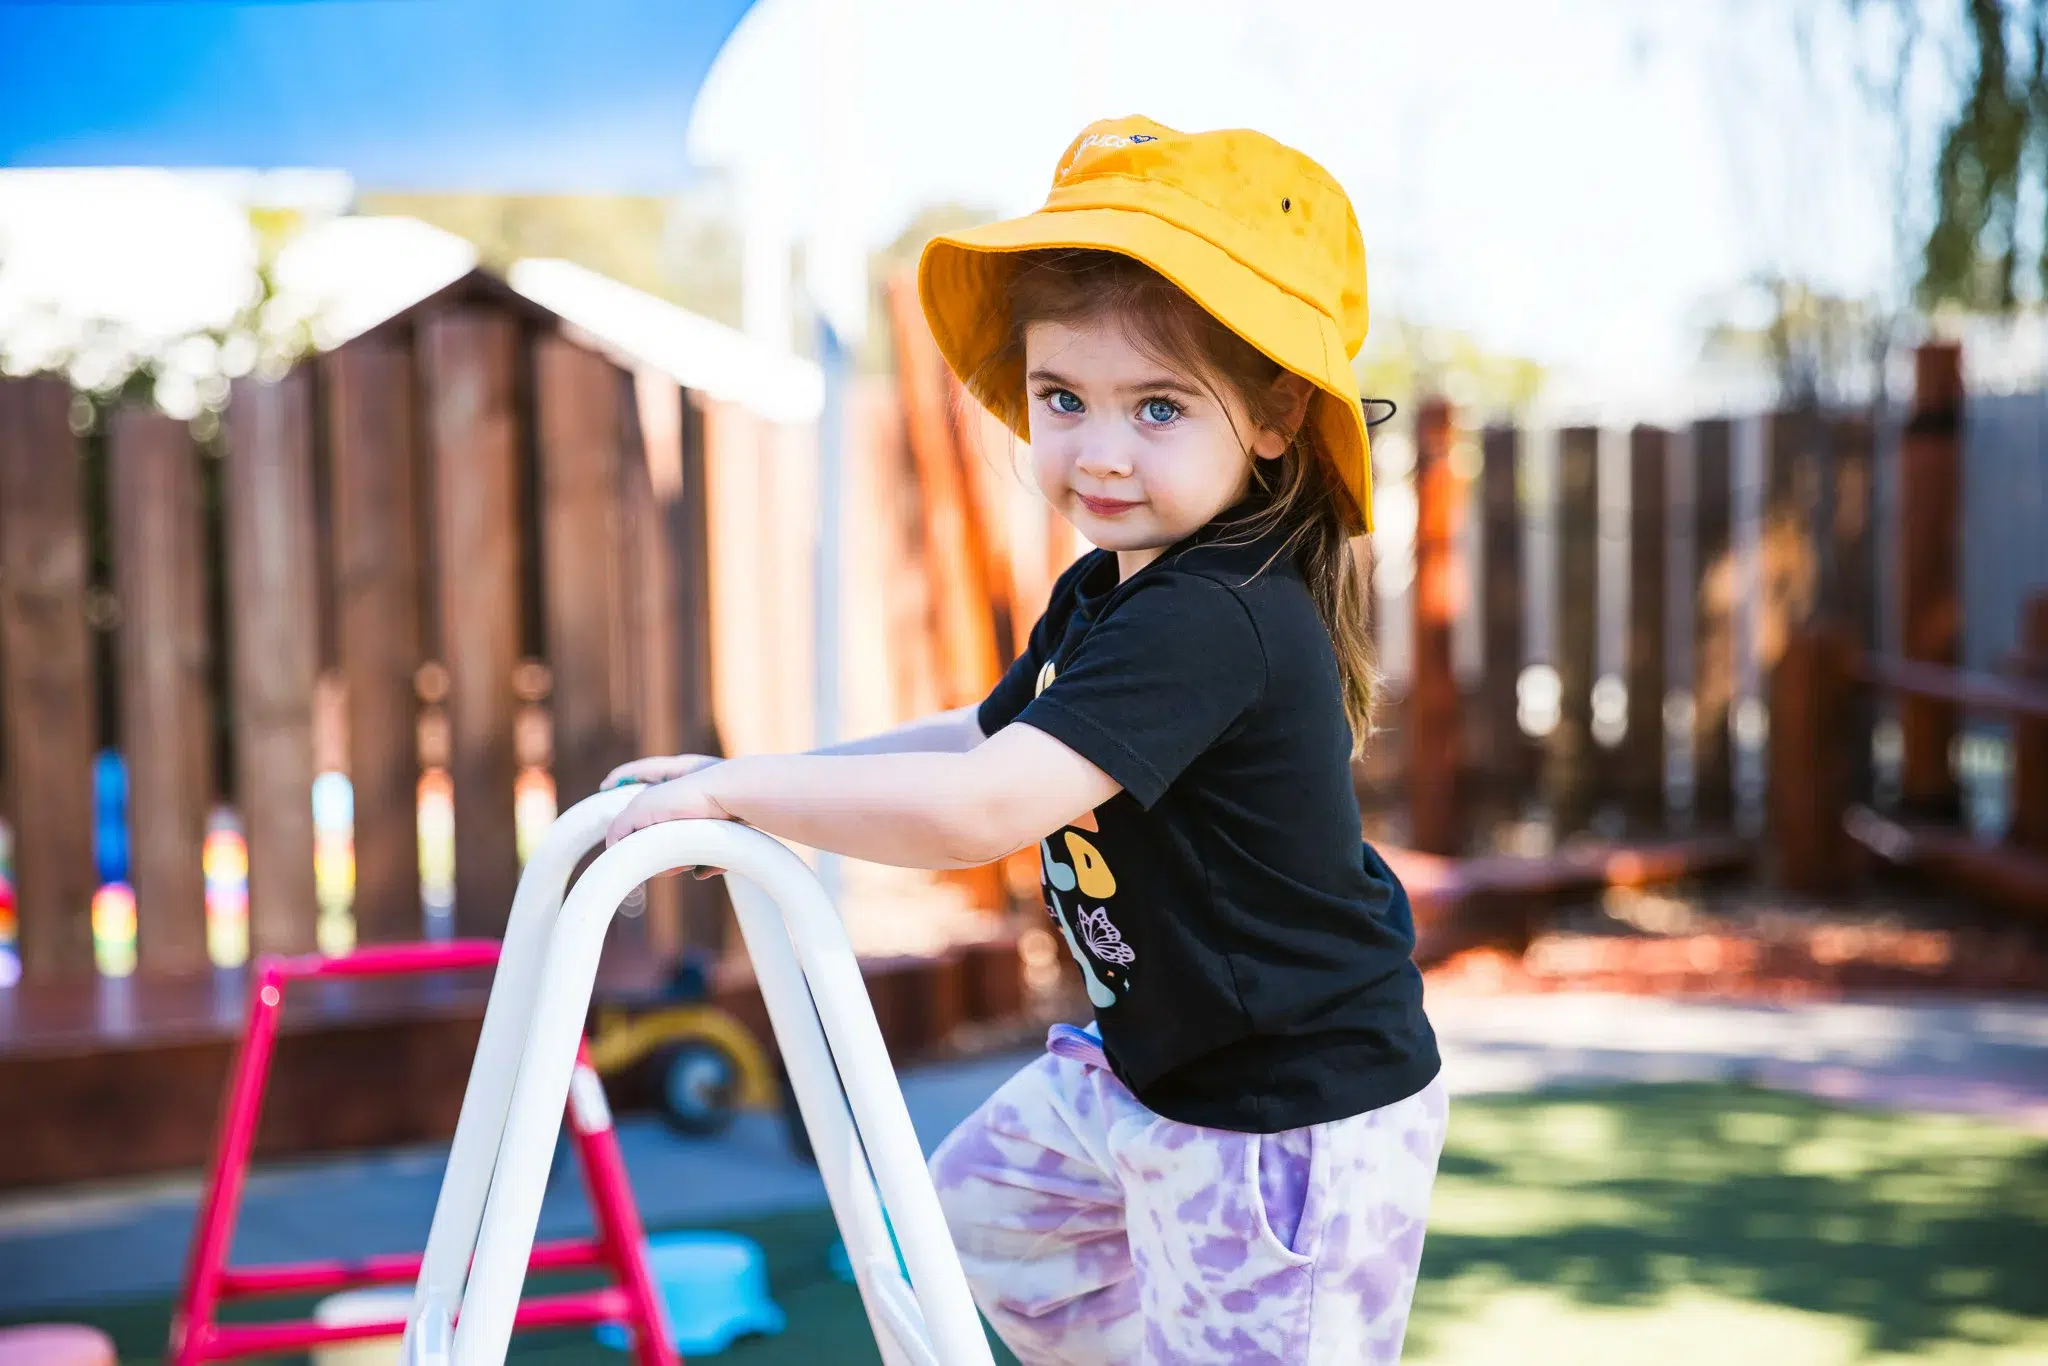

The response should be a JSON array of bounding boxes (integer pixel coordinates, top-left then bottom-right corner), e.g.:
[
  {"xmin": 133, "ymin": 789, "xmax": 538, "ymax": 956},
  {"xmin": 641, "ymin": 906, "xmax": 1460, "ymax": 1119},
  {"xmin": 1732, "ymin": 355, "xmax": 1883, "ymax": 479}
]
[
  {"xmin": 199, "ymin": 1287, "xmax": 634, "ymax": 1360},
  {"xmin": 216, "ymin": 1238, "xmax": 608, "ymax": 1299}
]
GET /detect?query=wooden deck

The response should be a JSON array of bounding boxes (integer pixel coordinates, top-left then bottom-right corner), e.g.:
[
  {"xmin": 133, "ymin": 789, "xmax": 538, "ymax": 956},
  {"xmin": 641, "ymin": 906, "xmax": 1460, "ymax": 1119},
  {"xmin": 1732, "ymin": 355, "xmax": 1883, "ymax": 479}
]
[
  {"xmin": 0, "ymin": 937, "xmax": 1024, "ymax": 1192},
  {"xmin": 1388, "ymin": 833, "xmax": 1755, "ymax": 966}
]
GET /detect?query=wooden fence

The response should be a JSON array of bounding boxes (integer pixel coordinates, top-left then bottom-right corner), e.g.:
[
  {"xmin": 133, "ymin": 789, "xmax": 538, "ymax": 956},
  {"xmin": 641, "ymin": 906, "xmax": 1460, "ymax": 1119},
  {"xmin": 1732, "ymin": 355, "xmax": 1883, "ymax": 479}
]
[
  {"xmin": 0, "ymin": 266, "xmax": 1079, "ymax": 990},
  {"xmin": 0, "ymin": 272, "xmax": 720, "ymax": 983},
  {"xmin": 5, "ymin": 283, "xmax": 2041, "ymax": 995},
  {"xmin": 1376, "ymin": 370, "xmax": 1898, "ymax": 860},
  {"xmin": 1386, "ymin": 341, "xmax": 2046, "ymax": 925}
]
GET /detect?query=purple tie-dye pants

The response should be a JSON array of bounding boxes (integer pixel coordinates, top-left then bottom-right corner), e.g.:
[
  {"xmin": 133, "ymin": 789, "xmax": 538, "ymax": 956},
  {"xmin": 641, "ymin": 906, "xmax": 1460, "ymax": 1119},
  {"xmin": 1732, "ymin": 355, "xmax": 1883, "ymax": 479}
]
[{"xmin": 929, "ymin": 1023, "xmax": 1449, "ymax": 1365}]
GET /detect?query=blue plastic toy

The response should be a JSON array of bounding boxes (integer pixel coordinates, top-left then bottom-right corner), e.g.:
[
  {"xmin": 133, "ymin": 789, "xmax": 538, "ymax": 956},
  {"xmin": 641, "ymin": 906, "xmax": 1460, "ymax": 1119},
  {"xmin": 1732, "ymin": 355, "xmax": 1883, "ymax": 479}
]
[
  {"xmin": 92, "ymin": 749, "xmax": 129, "ymax": 886},
  {"xmin": 597, "ymin": 1231, "xmax": 785, "ymax": 1357}
]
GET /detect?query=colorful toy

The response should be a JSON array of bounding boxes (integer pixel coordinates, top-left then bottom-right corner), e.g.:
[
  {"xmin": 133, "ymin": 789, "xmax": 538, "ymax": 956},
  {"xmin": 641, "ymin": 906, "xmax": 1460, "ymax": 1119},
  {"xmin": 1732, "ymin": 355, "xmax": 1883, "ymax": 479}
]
[
  {"xmin": 596, "ymin": 1232, "xmax": 785, "ymax": 1356},
  {"xmin": 169, "ymin": 940, "xmax": 674, "ymax": 1366},
  {"xmin": 91, "ymin": 749, "xmax": 128, "ymax": 887},
  {"xmin": 586, "ymin": 951, "xmax": 813, "ymax": 1151}
]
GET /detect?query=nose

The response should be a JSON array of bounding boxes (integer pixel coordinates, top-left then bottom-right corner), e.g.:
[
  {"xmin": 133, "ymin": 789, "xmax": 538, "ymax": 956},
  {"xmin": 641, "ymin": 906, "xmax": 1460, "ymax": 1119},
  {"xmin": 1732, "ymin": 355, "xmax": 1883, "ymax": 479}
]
[{"xmin": 1072, "ymin": 432, "xmax": 1133, "ymax": 482}]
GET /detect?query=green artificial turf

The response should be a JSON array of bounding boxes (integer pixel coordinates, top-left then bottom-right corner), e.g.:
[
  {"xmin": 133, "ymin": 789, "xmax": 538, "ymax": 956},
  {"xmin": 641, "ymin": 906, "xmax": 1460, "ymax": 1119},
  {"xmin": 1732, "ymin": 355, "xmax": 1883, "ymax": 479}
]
[{"xmin": 9, "ymin": 1084, "xmax": 2043, "ymax": 1364}]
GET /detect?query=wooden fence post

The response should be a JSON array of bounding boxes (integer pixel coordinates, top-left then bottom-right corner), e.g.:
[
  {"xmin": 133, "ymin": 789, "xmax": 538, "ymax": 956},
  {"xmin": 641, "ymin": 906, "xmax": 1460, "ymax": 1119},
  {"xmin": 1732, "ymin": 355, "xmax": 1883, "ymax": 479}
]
[
  {"xmin": 108, "ymin": 409, "xmax": 213, "ymax": 973},
  {"xmin": 671, "ymin": 387, "xmax": 728, "ymax": 952},
  {"xmin": 672, "ymin": 391, "xmax": 720, "ymax": 758},
  {"xmin": 885, "ymin": 276, "xmax": 1010, "ymax": 912},
  {"xmin": 1621, "ymin": 425, "xmax": 1669, "ymax": 822},
  {"xmin": 0, "ymin": 378, "xmax": 100, "ymax": 979},
  {"xmin": 1899, "ymin": 342, "xmax": 1963, "ymax": 818},
  {"xmin": 1770, "ymin": 623, "xmax": 1855, "ymax": 892},
  {"xmin": 884, "ymin": 277, "xmax": 1004, "ymax": 711},
  {"xmin": 225, "ymin": 372, "xmax": 322, "ymax": 958},
  {"xmin": 623, "ymin": 370, "xmax": 684, "ymax": 959},
  {"xmin": 1692, "ymin": 418, "xmax": 1736, "ymax": 827},
  {"xmin": 536, "ymin": 335, "xmax": 637, "ymax": 809},
  {"xmin": 1759, "ymin": 409, "xmax": 1823, "ymax": 677},
  {"xmin": 2010, "ymin": 592, "xmax": 2048, "ymax": 854},
  {"xmin": 1546, "ymin": 426, "xmax": 1599, "ymax": 834},
  {"xmin": 1409, "ymin": 398, "xmax": 1462, "ymax": 854},
  {"xmin": 1829, "ymin": 415, "xmax": 1878, "ymax": 804},
  {"xmin": 1477, "ymin": 426, "xmax": 1530, "ymax": 807},
  {"xmin": 419, "ymin": 309, "xmax": 524, "ymax": 938},
  {"xmin": 325, "ymin": 336, "xmax": 424, "ymax": 945}
]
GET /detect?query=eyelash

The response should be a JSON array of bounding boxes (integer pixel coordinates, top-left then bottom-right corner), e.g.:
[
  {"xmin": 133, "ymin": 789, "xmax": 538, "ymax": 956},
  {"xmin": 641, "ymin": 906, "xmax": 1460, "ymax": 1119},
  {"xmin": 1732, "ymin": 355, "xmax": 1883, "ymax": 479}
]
[{"xmin": 1033, "ymin": 388, "xmax": 1185, "ymax": 427}]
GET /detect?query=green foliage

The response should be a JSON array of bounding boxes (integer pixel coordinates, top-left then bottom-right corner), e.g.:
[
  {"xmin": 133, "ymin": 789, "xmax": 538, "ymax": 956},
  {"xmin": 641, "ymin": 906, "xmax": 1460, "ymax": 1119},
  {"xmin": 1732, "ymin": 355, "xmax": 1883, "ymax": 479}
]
[
  {"xmin": 1356, "ymin": 319, "xmax": 1547, "ymax": 424},
  {"xmin": 4, "ymin": 206, "xmax": 316, "ymax": 433},
  {"xmin": 356, "ymin": 191, "xmax": 746, "ymax": 329},
  {"xmin": 1701, "ymin": 275, "xmax": 1883, "ymax": 407},
  {"xmin": 1915, "ymin": 0, "xmax": 2048, "ymax": 310}
]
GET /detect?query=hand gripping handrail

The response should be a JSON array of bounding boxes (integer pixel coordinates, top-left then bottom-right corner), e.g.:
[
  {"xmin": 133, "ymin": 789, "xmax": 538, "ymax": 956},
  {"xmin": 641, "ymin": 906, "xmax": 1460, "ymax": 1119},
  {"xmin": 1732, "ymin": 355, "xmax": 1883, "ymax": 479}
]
[{"xmin": 401, "ymin": 791, "xmax": 993, "ymax": 1366}]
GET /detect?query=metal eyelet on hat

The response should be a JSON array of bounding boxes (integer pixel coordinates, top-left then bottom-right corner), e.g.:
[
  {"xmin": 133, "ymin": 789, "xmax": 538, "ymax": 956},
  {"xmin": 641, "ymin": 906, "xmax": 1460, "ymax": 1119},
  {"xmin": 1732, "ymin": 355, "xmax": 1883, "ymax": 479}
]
[{"xmin": 1281, "ymin": 197, "xmax": 1292, "ymax": 212}]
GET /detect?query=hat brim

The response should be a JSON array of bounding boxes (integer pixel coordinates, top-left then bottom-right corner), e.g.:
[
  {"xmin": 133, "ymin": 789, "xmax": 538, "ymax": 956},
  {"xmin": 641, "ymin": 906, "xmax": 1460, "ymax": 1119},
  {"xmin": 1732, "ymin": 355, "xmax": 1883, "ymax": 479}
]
[{"xmin": 919, "ymin": 206, "xmax": 1373, "ymax": 532}]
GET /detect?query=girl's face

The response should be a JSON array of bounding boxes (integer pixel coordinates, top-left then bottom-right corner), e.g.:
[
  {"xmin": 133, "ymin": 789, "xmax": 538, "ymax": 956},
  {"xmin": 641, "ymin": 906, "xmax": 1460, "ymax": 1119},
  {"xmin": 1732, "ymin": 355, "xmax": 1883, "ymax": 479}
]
[{"xmin": 1024, "ymin": 317, "xmax": 1308, "ymax": 578}]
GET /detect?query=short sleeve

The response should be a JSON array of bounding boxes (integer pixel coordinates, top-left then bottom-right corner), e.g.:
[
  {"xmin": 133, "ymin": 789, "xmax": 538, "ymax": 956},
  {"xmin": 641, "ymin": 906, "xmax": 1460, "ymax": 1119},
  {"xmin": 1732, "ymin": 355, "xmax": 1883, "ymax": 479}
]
[
  {"xmin": 1014, "ymin": 571, "xmax": 1265, "ymax": 807},
  {"xmin": 978, "ymin": 642, "xmax": 1044, "ymax": 738},
  {"xmin": 977, "ymin": 553, "xmax": 1095, "ymax": 736}
]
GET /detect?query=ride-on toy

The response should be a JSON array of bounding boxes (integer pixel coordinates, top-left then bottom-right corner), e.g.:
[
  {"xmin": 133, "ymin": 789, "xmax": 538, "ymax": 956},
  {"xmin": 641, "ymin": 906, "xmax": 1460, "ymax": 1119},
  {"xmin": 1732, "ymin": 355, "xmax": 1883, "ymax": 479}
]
[{"xmin": 586, "ymin": 951, "xmax": 809, "ymax": 1156}]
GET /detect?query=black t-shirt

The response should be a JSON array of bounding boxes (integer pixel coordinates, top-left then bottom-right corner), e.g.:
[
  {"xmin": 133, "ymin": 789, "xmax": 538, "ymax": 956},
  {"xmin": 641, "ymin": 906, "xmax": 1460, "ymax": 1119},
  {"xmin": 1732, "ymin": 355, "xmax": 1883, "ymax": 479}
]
[{"xmin": 980, "ymin": 516, "xmax": 1440, "ymax": 1133}]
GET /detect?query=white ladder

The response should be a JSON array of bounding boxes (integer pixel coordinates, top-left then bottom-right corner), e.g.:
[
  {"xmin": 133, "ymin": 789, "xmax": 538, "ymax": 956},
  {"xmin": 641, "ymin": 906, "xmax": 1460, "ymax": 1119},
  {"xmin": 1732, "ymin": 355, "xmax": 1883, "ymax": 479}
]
[{"xmin": 399, "ymin": 787, "xmax": 994, "ymax": 1366}]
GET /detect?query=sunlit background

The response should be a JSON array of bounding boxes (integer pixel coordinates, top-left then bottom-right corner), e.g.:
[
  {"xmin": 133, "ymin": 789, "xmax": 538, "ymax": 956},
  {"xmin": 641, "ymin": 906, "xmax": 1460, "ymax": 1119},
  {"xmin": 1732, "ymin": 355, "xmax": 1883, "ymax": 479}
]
[{"xmin": 1, "ymin": 3, "xmax": 2046, "ymax": 1362}]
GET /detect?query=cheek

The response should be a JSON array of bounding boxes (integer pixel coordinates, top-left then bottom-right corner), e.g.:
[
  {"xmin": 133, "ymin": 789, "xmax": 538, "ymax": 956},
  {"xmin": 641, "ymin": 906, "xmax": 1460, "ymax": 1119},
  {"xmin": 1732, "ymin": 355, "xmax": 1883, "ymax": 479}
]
[
  {"xmin": 1030, "ymin": 439, "xmax": 1070, "ymax": 499},
  {"xmin": 1141, "ymin": 432, "xmax": 1236, "ymax": 507}
]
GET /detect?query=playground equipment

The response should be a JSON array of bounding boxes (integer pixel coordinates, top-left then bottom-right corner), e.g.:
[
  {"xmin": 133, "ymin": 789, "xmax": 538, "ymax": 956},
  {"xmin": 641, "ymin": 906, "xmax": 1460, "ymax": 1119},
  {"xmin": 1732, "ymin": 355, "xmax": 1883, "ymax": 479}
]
[
  {"xmin": 401, "ymin": 786, "xmax": 993, "ymax": 1366},
  {"xmin": 166, "ymin": 934, "xmax": 672, "ymax": 1366}
]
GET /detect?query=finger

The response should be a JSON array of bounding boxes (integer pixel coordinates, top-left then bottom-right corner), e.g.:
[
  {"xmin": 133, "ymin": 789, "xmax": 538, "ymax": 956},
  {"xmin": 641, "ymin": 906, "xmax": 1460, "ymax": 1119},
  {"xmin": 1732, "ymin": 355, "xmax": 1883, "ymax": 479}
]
[
  {"xmin": 601, "ymin": 760, "xmax": 658, "ymax": 790},
  {"xmin": 691, "ymin": 867, "xmax": 725, "ymax": 881}
]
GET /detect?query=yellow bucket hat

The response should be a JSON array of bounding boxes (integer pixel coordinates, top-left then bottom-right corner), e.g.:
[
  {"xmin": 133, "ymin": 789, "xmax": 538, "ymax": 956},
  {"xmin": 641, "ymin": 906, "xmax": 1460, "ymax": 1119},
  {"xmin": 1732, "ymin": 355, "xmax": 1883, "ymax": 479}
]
[{"xmin": 918, "ymin": 115, "xmax": 1374, "ymax": 531}]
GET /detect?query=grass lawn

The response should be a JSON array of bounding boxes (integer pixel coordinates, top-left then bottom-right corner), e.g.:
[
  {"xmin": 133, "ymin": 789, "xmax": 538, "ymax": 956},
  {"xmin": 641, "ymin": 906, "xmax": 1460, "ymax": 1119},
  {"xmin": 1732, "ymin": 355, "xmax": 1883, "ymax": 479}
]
[{"xmin": 9, "ymin": 1084, "xmax": 2043, "ymax": 1364}]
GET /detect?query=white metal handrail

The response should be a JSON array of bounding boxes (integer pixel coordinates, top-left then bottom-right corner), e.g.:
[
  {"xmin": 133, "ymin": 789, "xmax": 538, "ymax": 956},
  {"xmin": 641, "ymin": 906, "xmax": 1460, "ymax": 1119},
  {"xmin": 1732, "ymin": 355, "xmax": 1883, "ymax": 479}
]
[{"xmin": 401, "ymin": 791, "xmax": 992, "ymax": 1366}]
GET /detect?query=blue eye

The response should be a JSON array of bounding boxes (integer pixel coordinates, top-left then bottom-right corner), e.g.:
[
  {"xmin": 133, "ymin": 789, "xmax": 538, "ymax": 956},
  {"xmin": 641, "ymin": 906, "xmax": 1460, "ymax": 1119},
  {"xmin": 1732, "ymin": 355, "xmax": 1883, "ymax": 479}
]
[
  {"xmin": 1047, "ymin": 389, "xmax": 1083, "ymax": 415},
  {"xmin": 1140, "ymin": 397, "xmax": 1181, "ymax": 426}
]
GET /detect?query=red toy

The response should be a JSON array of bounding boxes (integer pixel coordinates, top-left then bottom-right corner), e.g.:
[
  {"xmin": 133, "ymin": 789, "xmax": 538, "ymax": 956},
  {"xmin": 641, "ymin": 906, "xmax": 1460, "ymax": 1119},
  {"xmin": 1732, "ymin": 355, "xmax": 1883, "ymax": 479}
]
[{"xmin": 168, "ymin": 940, "xmax": 676, "ymax": 1366}]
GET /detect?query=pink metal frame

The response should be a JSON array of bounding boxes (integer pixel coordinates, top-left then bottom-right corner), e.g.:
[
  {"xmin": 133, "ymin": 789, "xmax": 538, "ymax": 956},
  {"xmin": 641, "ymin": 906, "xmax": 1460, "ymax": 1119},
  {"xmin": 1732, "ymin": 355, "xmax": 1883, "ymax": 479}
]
[{"xmin": 167, "ymin": 940, "xmax": 677, "ymax": 1366}]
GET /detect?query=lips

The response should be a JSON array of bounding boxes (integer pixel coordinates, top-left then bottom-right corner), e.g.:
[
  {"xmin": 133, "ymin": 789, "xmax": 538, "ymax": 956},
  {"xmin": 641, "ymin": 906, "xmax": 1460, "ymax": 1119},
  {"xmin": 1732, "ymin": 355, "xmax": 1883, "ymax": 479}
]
[{"xmin": 1078, "ymin": 494, "xmax": 1142, "ymax": 518}]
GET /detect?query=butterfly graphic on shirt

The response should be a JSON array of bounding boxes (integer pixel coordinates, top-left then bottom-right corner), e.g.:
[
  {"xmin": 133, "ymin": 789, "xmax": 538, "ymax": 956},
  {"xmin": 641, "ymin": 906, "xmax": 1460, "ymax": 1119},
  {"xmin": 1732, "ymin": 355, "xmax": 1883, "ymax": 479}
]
[
  {"xmin": 1040, "ymin": 827, "xmax": 1132, "ymax": 1008},
  {"xmin": 1076, "ymin": 907, "xmax": 1134, "ymax": 965}
]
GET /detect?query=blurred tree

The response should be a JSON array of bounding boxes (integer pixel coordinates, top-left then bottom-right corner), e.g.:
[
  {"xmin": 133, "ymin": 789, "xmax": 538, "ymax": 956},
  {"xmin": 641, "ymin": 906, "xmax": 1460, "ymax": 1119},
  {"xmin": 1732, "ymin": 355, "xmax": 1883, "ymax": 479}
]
[
  {"xmin": 358, "ymin": 189, "xmax": 750, "ymax": 331},
  {"xmin": 1863, "ymin": 0, "xmax": 2048, "ymax": 310},
  {"xmin": 1700, "ymin": 275, "xmax": 1882, "ymax": 408},
  {"xmin": 1356, "ymin": 320, "xmax": 1546, "ymax": 424},
  {"xmin": 856, "ymin": 202, "xmax": 1003, "ymax": 372}
]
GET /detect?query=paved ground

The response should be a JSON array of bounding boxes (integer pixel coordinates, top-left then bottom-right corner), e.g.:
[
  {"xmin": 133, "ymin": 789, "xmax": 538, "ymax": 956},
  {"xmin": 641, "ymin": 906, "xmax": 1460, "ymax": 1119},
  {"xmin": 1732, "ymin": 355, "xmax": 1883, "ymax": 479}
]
[
  {"xmin": 1428, "ymin": 992, "xmax": 2048, "ymax": 1132},
  {"xmin": 2, "ymin": 993, "xmax": 2043, "ymax": 1317}
]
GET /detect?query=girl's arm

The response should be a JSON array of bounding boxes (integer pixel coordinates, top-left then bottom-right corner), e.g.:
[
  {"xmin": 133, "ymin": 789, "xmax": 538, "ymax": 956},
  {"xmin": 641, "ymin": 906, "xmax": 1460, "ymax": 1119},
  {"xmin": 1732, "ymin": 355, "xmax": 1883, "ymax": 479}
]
[
  {"xmin": 602, "ymin": 706, "xmax": 985, "ymax": 789},
  {"xmin": 606, "ymin": 722, "xmax": 1116, "ymax": 870},
  {"xmin": 805, "ymin": 704, "xmax": 986, "ymax": 757}
]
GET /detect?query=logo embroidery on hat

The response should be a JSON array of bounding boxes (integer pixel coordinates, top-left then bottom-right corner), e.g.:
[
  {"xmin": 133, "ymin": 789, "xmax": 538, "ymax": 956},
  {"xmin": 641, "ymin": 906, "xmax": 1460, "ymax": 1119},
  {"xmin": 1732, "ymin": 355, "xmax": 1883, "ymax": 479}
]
[{"xmin": 1058, "ymin": 131, "xmax": 1160, "ymax": 180}]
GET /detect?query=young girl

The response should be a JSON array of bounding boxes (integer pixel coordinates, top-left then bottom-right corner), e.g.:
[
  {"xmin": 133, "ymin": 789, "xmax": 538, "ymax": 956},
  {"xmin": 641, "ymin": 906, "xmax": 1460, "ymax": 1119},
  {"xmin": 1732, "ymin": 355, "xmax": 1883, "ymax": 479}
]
[{"xmin": 606, "ymin": 116, "xmax": 1445, "ymax": 1364}]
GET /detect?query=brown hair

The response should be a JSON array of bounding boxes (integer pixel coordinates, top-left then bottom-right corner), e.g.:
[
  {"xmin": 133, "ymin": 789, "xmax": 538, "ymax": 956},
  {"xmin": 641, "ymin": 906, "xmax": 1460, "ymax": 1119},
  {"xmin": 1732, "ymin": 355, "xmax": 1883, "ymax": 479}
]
[{"xmin": 982, "ymin": 248, "xmax": 1378, "ymax": 752}]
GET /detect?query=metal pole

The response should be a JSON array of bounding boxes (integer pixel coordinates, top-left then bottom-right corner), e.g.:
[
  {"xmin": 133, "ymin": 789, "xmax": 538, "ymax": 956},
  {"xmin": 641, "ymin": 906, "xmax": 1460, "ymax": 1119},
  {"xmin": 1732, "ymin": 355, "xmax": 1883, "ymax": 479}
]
[{"xmin": 813, "ymin": 316, "xmax": 848, "ymax": 905}]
